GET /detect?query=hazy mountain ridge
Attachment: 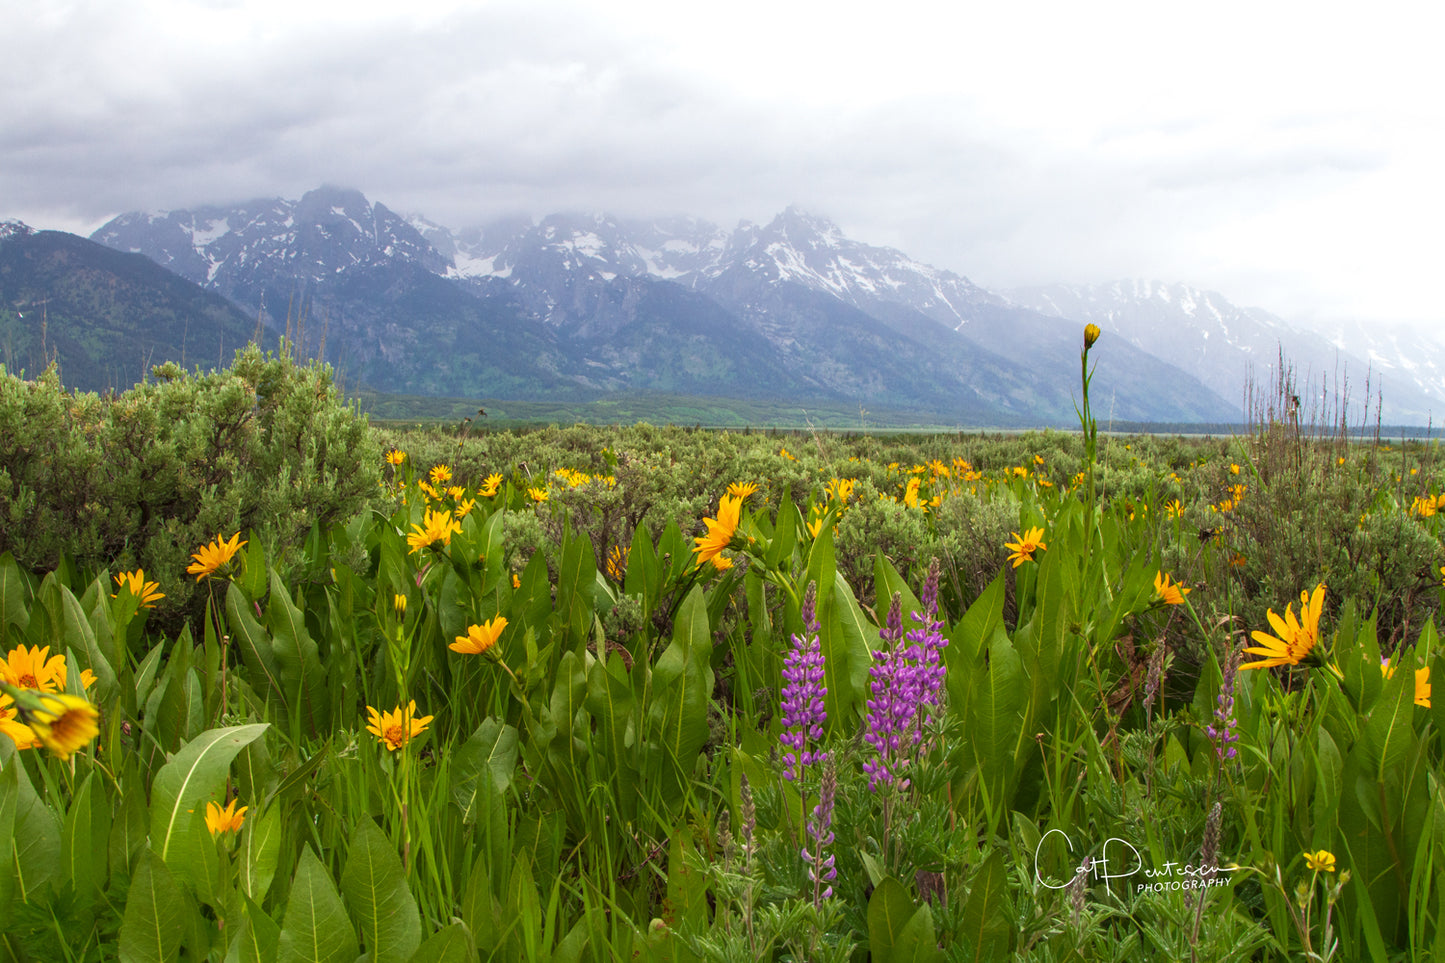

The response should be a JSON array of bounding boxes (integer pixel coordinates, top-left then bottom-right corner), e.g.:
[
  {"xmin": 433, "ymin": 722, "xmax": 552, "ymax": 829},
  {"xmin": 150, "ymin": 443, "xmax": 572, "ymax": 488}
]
[
  {"xmin": 1006, "ymin": 280, "xmax": 1441, "ymax": 424},
  {"xmin": 70, "ymin": 183, "xmax": 1404, "ymax": 423}
]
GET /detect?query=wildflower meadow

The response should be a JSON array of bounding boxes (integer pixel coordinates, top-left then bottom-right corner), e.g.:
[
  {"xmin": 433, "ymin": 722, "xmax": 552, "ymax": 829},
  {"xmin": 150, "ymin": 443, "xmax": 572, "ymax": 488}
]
[{"xmin": 1, "ymin": 331, "xmax": 1443, "ymax": 961}]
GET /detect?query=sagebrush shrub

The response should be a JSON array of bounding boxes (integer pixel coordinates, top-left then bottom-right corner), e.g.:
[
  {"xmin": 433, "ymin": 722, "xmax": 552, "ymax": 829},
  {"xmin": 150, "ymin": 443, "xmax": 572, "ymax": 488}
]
[{"xmin": 0, "ymin": 344, "xmax": 378, "ymax": 629}]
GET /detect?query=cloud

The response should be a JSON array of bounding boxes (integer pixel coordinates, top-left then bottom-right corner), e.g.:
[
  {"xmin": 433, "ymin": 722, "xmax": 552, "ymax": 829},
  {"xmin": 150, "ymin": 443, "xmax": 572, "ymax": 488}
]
[{"xmin": 4, "ymin": 1, "xmax": 1442, "ymax": 329}]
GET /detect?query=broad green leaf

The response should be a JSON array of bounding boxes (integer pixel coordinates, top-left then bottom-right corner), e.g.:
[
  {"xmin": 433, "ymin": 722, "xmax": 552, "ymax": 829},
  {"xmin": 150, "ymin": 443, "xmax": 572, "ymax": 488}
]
[
  {"xmin": 267, "ymin": 569, "xmax": 330, "ymax": 737},
  {"xmin": 7, "ymin": 747, "xmax": 61, "ymax": 902},
  {"xmin": 555, "ymin": 528, "xmax": 598, "ymax": 651},
  {"xmin": 118, "ymin": 849, "xmax": 188, "ymax": 963},
  {"xmin": 63, "ymin": 770, "xmax": 109, "ymax": 909},
  {"xmin": 407, "ymin": 922, "xmax": 478, "ymax": 963},
  {"xmin": 109, "ymin": 764, "xmax": 149, "ymax": 879},
  {"xmin": 277, "ymin": 848, "xmax": 359, "ymax": 963},
  {"xmin": 873, "ymin": 554, "xmax": 923, "ymax": 631},
  {"xmin": 969, "ymin": 633, "xmax": 1025, "ymax": 820},
  {"xmin": 1363, "ymin": 650, "xmax": 1416, "ymax": 780},
  {"xmin": 341, "ymin": 820, "xmax": 422, "ymax": 963},
  {"xmin": 239, "ymin": 803, "xmax": 283, "ymax": 902},
  {"xmin": 227, "ymin": 893, "xmax": 281, "ymax": 963},
  {"xmin": 584, "ymin": 654, "xmax": 639, "ymax": 814},
  {"xmin": 149, "ymin": 723, "xmax": 269, "ymax": 884},
  {"xmin": 647, "ymin": 586, "xmax": 714, "ymax": 805},
  {"xmin": 892, "ymin": 902, "xmax": 941, "ymax": 963},
  {"xmin": 58, "ymin": 584, "xmax": 117, "ymax": 702},
  {"xmin": 461, "ymin": 851, "xmax": 503, "ymax": 952},
  {"xmin": 226, "ymin": 581, "xmax": 289, "ymax": 717},
  {"xmin": 822, "ymin": 569, "xmax": 874, "ymax": 727},
  {"xmin": 452, "ymin": 718, "xmax": 519, "ymax": 823},
  {"xmin": 0, "ymin": 747, "xmax": 18, "ymax": 913},
  {"xmin": 867, "ymin": 876, "xmax": 914, "ymax": 963},
  {"xmin": 0, "ymin": 552, "xmax": 30, "ymax": 636},
  {"xmin": 959, "ymin": 851, "xmax": 1013, "ymax": 962}
]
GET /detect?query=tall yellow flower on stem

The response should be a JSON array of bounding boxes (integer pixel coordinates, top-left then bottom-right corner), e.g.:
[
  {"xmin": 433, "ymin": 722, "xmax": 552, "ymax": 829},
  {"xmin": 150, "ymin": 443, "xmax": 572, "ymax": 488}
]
[
  {"xmin": 366, "ymin": 701, "xmax": 433, "ymax": 751},
  {"xmin": 1153, "ymin": 572, "xmax": 1191, "ymax": 606},
  {"xmin": 1241, "ymin": 584, "xmax": 1327, "ymax": 670},
  {"xmin": 727, "ymin": 480, "xmax": 759, "ymax": 501},
  {"xmin": 450, "ymin": 617, "xmax": 507, "ymax": 656},
  {"xmin": 1004, "ymin": 528, "xmax": 1047, "ymax": 568},
  {"xmin": 187, "ymin": 532, "xmax": 246, "ymax": 581},
  {"xmin": 1, "ymin": 644, "xmax": 67, "ymax": 691},
  {"xmin": 0, "ymin": 684, "xmax": 100, "ymax": 760},
  {"xmin": 406, "ymin": 507, "xmax": 462, "ymax": 555},
  {"xmin": 694, "ymin": 494, "xmax": 743, "ymax": 569},
  {"xmin": 1303, "ymin": 850, "xmax": 1336, "ymax": 873},
  {"xmin": 206, "ymin": 798, "xmax": 248, "ymax": 837},
  {"xmin": 113, "ymin": 569, "xmax": 165, "ymax": 608}
]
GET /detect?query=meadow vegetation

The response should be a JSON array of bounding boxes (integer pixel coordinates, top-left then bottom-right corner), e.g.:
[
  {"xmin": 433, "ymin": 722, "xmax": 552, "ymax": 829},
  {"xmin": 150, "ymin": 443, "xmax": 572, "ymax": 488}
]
[{"xmin": 0, "ymin": 336, "xmax": 1442, "ymax": 962}]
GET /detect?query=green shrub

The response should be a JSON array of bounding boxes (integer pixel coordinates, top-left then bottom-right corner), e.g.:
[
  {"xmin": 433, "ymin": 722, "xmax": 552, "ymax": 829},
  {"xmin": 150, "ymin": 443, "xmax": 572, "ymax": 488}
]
[{"xmin": 0, "ymin": 344, "xmax": 378, "ymax": 629}]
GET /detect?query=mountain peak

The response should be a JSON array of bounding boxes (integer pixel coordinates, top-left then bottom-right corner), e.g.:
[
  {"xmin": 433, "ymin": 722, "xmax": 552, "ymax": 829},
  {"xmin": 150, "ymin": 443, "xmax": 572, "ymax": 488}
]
[{"xmin": 0, "ymin": 220, "xmax": 35, "ymax": 242}]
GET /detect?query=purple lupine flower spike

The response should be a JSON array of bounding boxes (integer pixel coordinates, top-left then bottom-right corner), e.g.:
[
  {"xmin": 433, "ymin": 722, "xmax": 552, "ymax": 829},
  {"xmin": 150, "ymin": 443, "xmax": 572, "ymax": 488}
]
[
  {"xmin": 864, "ymin": 569, "xmax": 949, "ymax": 792},
  {"xmin": 781, "ymin": 581, "xmax": 827, "ymax": 781},
  {"xmin": 863, "ymin": 592, "xmax": 910, "ymax": 790},
  {"xmin": 804, "ymin": 759, "xmax": 839, "ymax": 904},
  {"xmin": 1206, "ymin": 645, "xmax": 1241, "ymax": 761}
]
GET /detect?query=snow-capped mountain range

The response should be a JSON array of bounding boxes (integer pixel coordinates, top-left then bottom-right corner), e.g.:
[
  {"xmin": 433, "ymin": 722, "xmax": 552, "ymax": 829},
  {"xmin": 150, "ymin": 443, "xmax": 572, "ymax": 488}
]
[
  {"xmin": 1007, "ymin": 280, "xmax": 1444, "ymax": 424},
  {"xmin": 76, "ymin": 185, "xmax": 1442, "ymax": 424}
]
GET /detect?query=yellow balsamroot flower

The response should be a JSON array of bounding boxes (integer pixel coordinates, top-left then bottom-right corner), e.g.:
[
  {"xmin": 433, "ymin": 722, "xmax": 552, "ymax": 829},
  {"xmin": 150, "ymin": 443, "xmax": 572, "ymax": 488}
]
[
  {"xmin": 429, "ymin": 465, "xmax": 452, "ymax": 485},
  {"xmin": 0, "ymin": 710, "xmax": 43, "ymax": 751},
  {"xmin": 903, "ymin": 476, "xmax": 922, "ymax": 509},
  {"xmin": 1380, "ymin": 659, "xmax": 1432, "ymax": 708},
  {"xmin": 1241, "ymin": 583, "xmax": 1326, "ymax": 671},
  {"xmin": 113, "ymin": 569, "xmax": 165, "ymax": 608},
  {"xmin": 455, "ymin": 497, "xmax": 478, "ymax": 518},
  {"xmin": 1411, "ymin": 496, "xmax": 1437, "ymax": 518},
  {"xmin": 451, "ymin": 616, "xmax": 508, "ymax": 656},
  {"xmin": 1164, "ymin": 499, "xmax": 1185, "ymax": 519},
  {"xmin": 694, "ymin": 494, "xmax": 743, "ymax": 569},
  {"xmin": 20, "ymin": 691, "xmax": 100, "ymax": 760},
  {"xmin": 393, "ymin": 594, "xmax": 407, "ymax": 615},
  {"xmin": 605, "ymin": 545, "xmax": 629, "ymax": 582},
  {"xmin": 366, "ymin": 701, "xmax": 433, "ymax": 751},
  {"xmin": 826, "ymin": 477, "xmax": 854, "ymax": 505},
  {"xmin": 1083, "ymin": 323, "xmax": 1101, "ymax": 348},
  {"xmin": 1, "ymin": 644, "xmax": 67, "ymax": 691},
  {"xmin": 527, "ymin": 487, "xmax": 549, "ymax": 503},
  {"xmin": 727, "ymin": 480, "xmax": 759, "ymax": 500},
  {"xmin": 385, "ymin": 449, "xmax": 406, "ymax": 466},
  {"xmin": 480, "ymin": 473, "xmax": 503, "ymax": 497},
  {"xmin": 1153, "ymin": 572, "xmax": 1190, "ymax": 606},
  {"xmin": 1004, "ymin": 528, "xmax": 1047, "ymax": 568},
  {"xmin": 417, "ymin": 481, "xmax": 442, "ymax": 501},
  {"xmin": 406, "ymin": 507, "xmax": 462, "ymax": 555},
  {"xmin": 1303, "ymin": 850, "xmax": 1336, "ymax": 873},
  {"xmin": 187, "ymin": 532, "xmax": 246, "ymax": 581},
  {"xmin": 206, "ymin": 798, "xmax": 248, "ymax": 837}
]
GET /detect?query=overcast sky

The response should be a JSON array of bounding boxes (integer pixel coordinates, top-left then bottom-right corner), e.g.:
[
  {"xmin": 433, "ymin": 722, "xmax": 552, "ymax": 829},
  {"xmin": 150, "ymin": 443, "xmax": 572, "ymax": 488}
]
[{"xmin": 5, "ymin": 0, "xmax": 1442, "ymax": 331}]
